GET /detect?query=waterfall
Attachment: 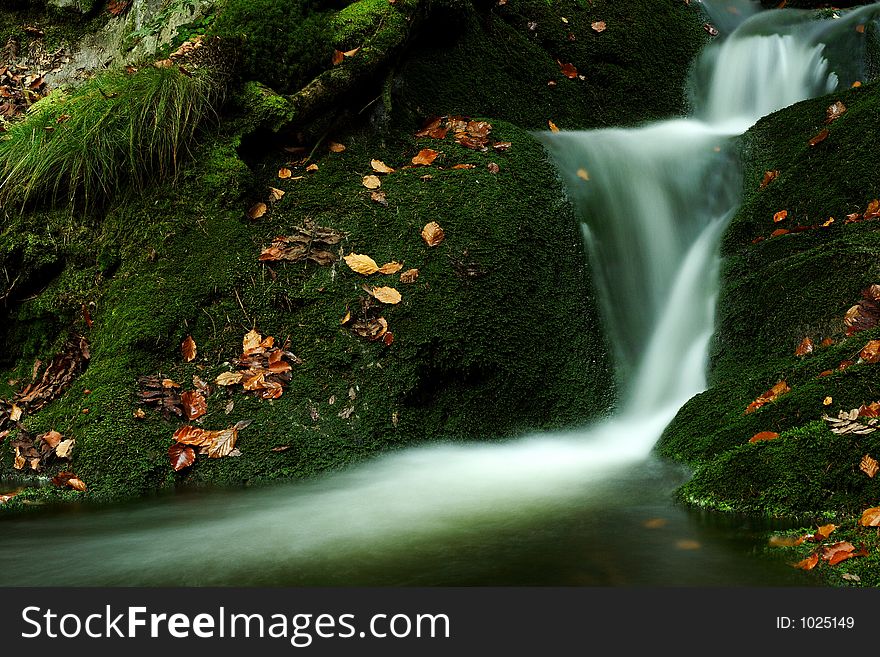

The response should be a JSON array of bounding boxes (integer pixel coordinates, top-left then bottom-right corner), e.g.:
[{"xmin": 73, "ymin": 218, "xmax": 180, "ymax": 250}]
[{"xmin": 0, "ymin": 2, "xmax": 874, "ymax": 585}]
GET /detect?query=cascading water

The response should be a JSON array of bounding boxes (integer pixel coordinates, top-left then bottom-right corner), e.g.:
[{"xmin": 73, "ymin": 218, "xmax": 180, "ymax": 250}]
[{"xmin": 1, "ymin": 2, "xmax": 877, "ymax": 585}]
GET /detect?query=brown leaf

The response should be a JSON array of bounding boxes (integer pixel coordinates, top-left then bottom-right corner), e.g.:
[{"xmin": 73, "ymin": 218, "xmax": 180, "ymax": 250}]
[
  {"xmin": 493, "ymin": 141, "xmax": 512, "ymax": 152},
  {"xmin": 825, "ymin": 100, "xmax": 846, "ymax": 124},
  {"xmin": 487, "ymin": 162, "xmax": 500, "ymax": 174},
  {"xmin": 377, "ymin": 261, "xmax": 403, "ymax": 275},
  {"xmin": 51, "ymin": 471, "xmax": 86, "ymax": 492},
  {"xmin": 40, "ymin": 430, "xmax": 63, "ymax": 449},
  {"xmin": 247, "ymin": 202, "xmax": 267, "ymax": 220},
  {"xmin": 421, "ymin": 222, "xmax": 445, "ymax": 247},
  {"xmin": 352, "ymin": 317, "xmax": 388, "ymax": 341},
  {"xmin": 859, "ymin": 402, "xmax": 880, "ymax": 417},
  {"xmin": 278, "ymin": 168, "xmax": 292, "ymax": 179},
  {"xmin": 591, "ymin": 20, "xmax": 607, "ymax": 32},
  {"xmin": 820, "ymin": 541, "xmax": 857, "ymax": 565},
  {"xmin": 370, "ymin": 190, "xmax": 388, "ymax": 206},
  {"xmin": 770, "ymin": 228, "xmax": 789, "ymax": 237},
  {"xmin": 860, "ymin": 339, "xmax": 880, "ymax": 363},
  {"xmin": 415, "ymin": 117, "xmax": 449, "ymax": 140},
  {"xmin": 169, "ymin": 443, "xmax": 195, "ymax": 471},
  {"xmin": 371, "ymin": 159, "xmax": 395, "ymax": 174},
  {"xmin": 344, "ymin": 253, "xmax": 380, "ymax": 275},
  {"xmin": 362, "ymin": 175, "xmax": 382, "ymax": 190},
  {"xmin": 860, "ymin": 454, "xmax": 879, "ymax": 478},
  {"xmin": 205, "ymin": 427, "xmax": 238, "ymax": 458},
  {"xmin": 306, "ymin": 163, "xmax": 319, "ymax": 173},
  {"xmin": 859, "ymin": 506, "xmax": 880, "ymax": 526},
  {"xmin": 399, "ymin": 268, "xmax": 419, "ymax": 284},
  {"xmin": 181, "ymin": 390, "xmax": 207, "ymax": 421},
  {"xmin": 383, "ymin": 332, "xmax": 394, "ymax": 346},
  {"xmin": 173, "ymin": 425, "xmax": 209, "ymax": 446},
  {"xmin": 749, "ymin": 431, "xmax": 779, "ymax": 443},
  {"xmin": 328, "ymin": 142, "xmax": 346, "ymax": 153},
  {"xmin": 759, "ymin": 170, "xmax": 779, "ymax": 189},
  {"xmin": 557, "ymin": 60, "xmax": 578, "ymax": 79},
  {"xmin": 332, "ymin": 49, "xmax": 344, "ymax": 65},
  {"xmin": 451, "ymin": 163, "xmax": 476, "ymax": 170},
  {"xmin": 548, "ymin": 120, "xmax": 560, "ymax": 133},
  {"xmin": 412, "ymin": 149, "xmax": 439, "ymax": 166},
  {"xmin": 794, "ymin": 337, "xmax": 813, "ymax": 357},
  {"xmin": 745, "ymin": 380, "xmax": 791, "ymax": 414},
  {"xmin": 808, "ymin": 129, "xmax": 829, "ymax": 146},
  {"xmin": 792, "ymin": 553, "xmax": 819, "ymax": 570},
  {"xmin": 181, "ymin": 335, "xmax": 197, "ymax": 362},
  {"xmin": 773, "ymin": 209, "xmax": 788, "ymax": 223}
]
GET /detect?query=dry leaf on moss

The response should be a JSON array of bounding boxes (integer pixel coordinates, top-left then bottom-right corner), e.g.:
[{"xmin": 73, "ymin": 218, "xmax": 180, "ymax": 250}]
[{"xmin": 344, "ymin": 253, "xmax": 380, "ymax": 275}]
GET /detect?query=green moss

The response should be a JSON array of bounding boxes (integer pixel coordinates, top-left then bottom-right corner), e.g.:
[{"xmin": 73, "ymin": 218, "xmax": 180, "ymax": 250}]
[
  {"xmin": 392, "ymin": 0, "xmax": 708, "ymax": 131},
  {"xmin": 1, "ymin": 111, "xmax": 613, "ymax": 502},
  {"xmin": 658, "ymin": 81, "xmax": 880, "ymax": 515}
]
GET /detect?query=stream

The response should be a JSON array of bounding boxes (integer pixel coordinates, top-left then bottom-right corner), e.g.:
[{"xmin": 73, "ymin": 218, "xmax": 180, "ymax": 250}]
[{"xmin": 1, "ymin": 0, "xmax": 878, "ymax": 587}]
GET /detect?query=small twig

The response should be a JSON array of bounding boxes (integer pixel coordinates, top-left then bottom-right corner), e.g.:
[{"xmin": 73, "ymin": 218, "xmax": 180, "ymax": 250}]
[{"xmin": 233, "ymin": 287, "xmax": 251, "ymax": 325}]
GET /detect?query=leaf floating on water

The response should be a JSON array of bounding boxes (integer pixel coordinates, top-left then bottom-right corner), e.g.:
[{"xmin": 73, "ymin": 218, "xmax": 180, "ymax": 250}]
[
  {"xmin": 768, "ymin": 535, "xmax": 804, "ymax": 547},
  {"xmin": 808, "ymin": 128, "xmax": 830, "ymax": 146},
  {"xmin": 643, "ymin": 518, "xmax": 668, "ymax": 529},
  {"xmin": 749, "ymin": 431, "xmax": 779, "ymax": 443},
  {"xmin": 825, "ymin": 100, "xmax": 846, "ymax": 124},
  {"xmin": 181, "ymin": 335, "xmax": 197, "ymax": 362},
  {"xmin": 169, "ymin": 443, "xmax": 195, "ymax": 472},
  {"xmin": 344, "ymin": 253, "xmax": 380, "ymax": 275},
  {"xmin": 860, "ymin": 454, "xmax": 879, "ymax": 478},
  {"xmin": 759, "ymin": 170, "xmax": 779, "ymax": 189},
  {"xmin": 794, "ymin": 337, "xmax": 813, "ymax": 357},
  {"xmin": 576, "ymin": 168, "xmax": 590, "ymax": 181},
  {"xmin": 421, "ymin": 222, "xmax": 445, "ymax": 247},
  {"xmin": 675, "ymin": 539, "xmax": 701, "ymax": 550}
]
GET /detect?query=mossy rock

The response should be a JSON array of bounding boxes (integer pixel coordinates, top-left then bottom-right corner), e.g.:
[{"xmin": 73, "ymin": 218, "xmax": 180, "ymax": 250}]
[
  {"xmin": 0, "ymin": 115, "xmax": 614, "ymax": 502},
  {"xmin": 657, "ymin": 81, "xmax": 880, "ymax": 515}
]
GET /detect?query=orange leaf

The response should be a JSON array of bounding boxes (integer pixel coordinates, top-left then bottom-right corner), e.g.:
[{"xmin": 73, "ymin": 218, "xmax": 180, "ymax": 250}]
[
  {"xmin": 576, "ymin": 168, "xmax": 590, "ymax": 181},
  {"xmin": 383, "ymin": 331, "xmax": 394, "ymax": 346},
  {"xmin": 421, "ymin": 222, "xmax": 445, "ymax": 247},
  {"xmin": 773, "ymin": 210, "xmax": 788, "ymax": 223},
  {"xmin": 243, "ymin": 329, "xmax": 262, "ymax": 355},
  {"xmin": 859, "ymin": 507, "xmax": 880, "ymax": 527},
  {"xmin": 548, "ymin": 120, "xmax": 560, "ymax": 133},
  {"xmin": 769, "ymin": 535, "xmax": 805, "ymax": 547},
  {"xmin": 377, "ymin": 261, "xmax": 403, "ymax": 275},
  {"xmin": 247, "ymin": 202, "xmax": 267, "ymax": 220},
  {"xmin": 306, "ymin": 163, "xmax": 319, "ymax": 173},
  {"xmin": 278, "ymin": 168, "xmax": 292, "ymax": 179},
  {"xmin": 860, "ymin": 454, "xmax": 879, "ymax": 478},
  {"xmin": 332, "ymin": 49, "xmax": 344, "ymax": 65},
  {"xmin": 820, "ymin": 541, "xmax": 856, "ymax": 565},
  {"xmin": 366, "ymin": 286, "xmax": 402, "ymax": 305},
  {"xmin": 591, "ymin": 20, "xmax": 607, "ymax": 32},
  {"xmin": 794, "ymin": 337, "xmax": 813, "ymax": 357},
  {"xmin": 412, "ymin": 149, "xmax": 439, "ymax": 166},
  {"xmin": 808, "ymin": 128, "xmax": 829, "ymax": 146},
  {"xmin": 792, "ymin": 553, "xmax": 819, "ymax": 570},
  {"xmin": 860, "ymin": 339, "xmax": 880, "ymax": 363},
  {"xmin": 759, "ymin": 170, "xmax": 779, "ymax": 189},
  {"xmin": 745, "ymin": 380, "xmax": 790, "ymax": 414},
  {"xmin": 557, "ymin": 60, "xmax": 578, "ymax": 79},
  {"xmin": 820, "ymin": 338, "xmax": 834, "ymax": 347},
  {"xmin": 181, "ymin": 335, "xmax": 197, "ymax": 362},
  {"xmin": 770, "ymin": 228, "xmax": 789, "ymax": 237},
  {"xmin": 749, "ymin": 431, "xmax": 779, "ymax": 443},
  {"xmin": 181, "ymin": 390, "xmax": 207, "ymax": 421}
]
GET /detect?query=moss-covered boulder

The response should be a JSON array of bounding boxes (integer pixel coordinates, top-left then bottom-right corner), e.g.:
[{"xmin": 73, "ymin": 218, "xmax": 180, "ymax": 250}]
[{"xmin": 656, "ymin": 81, "xmax": 880, "ymax": 515}]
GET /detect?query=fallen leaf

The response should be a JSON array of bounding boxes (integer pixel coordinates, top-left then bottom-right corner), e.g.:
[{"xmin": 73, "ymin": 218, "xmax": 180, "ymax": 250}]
[
  {"xmin": 842, "ymin": 573, "xmax": 861, "ymax": 582},
  {"xmin": 749, "ymin": 431, "xmax": 779, "ymax": 443},
  {"xmin": 794, "ymin": 337, "xmax": 813, "ymax": 357},
  {"xmin": 823, "ymin": 396, "xmax": 833, "ymax": 406},
  {"xmin": 352, "ymin": 317, "xmax": 388, "ymax": 341},
  {"xmin": 822, "ymin": 217, "xmax": 835, "ymax": 228},
  {"xmin": 808, "ymin": 129, "xmax": 829, "ymax": 146},
  {"xmin": 558, "ymin": 60, "xmax": 578, "ymax": 79},
  {"xmin": 399, "ymin": 268, "xmax": 419, "ymax": 283},
  {"xmin": 362, "ymin": 175, "xmax": 382, "ymax": 189},
  {"xmin": 247, "ymin": 202, "xmax": 267, "ymax": 220},
  {"xmin": 243, "ymin": 329, "xmax": 262, "ymax": 354},
  {"xmin": 820, "ymin": 541, "xmax": 862, "ymax": 565},
  {"xmin": 55, "ymin": 438, "xmax": 75, "ymax": 459},
  {"xmin": 370, "ymin": 190, "xmax": 388, "ymax": 206},
  {"xmin": 366, "ymin": 286, "xmax": 402, "ymax": 304},
  {"xmin": 412, "ymin": 149, "xmax": 439, "ymax": 166},
  {"xmin": 181, "ymin": 335, "xmax": 197, "ymax": 362},
  {"xmin": 332, "ymin": 49, "xmax": 344, "ymax": 65},
  {"xmin": 703, "ymin": 23, "xmax": 719, "ymax": 36},
  {"xmin": 857, "ymin": 23, "xmax": 866, "ymax": 33},
  {"xmin": 745, "ymin": 380, "xmax": 791, "ymax": 414},
  {"xmin": 821, "ymin": 338, "xmax": 834, "ymax": 347},
  {"xmin": 487, "ymin": 162, "xmax": 500, "ymax": 174},
  {"xmin": 271, "ymin": 445, "xmax": 291, "ymax": 452},
  {"xmin": 215, "ymin": 371, "xmax": 243, "ymax": 386},
  {"xmin": 421, "ymin": 222, "xmax": 445, "ymax": 247},
  {"xmin": 451, "ymin": 163, "xmax": 476, "ymax": 170},
  {"xmin": 133, "ymin": 408, "xmax": 146, "ymax": 419},
  {"xmin": 825, "ymin": 100, "xmax": 846, "ymax": 124},
  {"xmin": 415, "ymin": 117, "xmax": 449, "ymax": 140},
  {"xmin": 860, "ymin": 507, "xmax": 880, "ymax": 526},
  {"xmin": 860, "ymin": 454, "xmax": 879, "ymax": 478},
  {"xmin": 51, "ymin": 471, "xmax": 86, "ymax": 492},
  {"xmin": 643, "ymin": 518, "xmax": 668, "ymax": 529},
  {"xmin": 169, "ymin": 443, "xmax": 195, "ymax": 471},
  {"xmin": 759, "ymin": 170, "xmax": 779, "ymax": 189},
  {"xmin": 306, "ymin": 163, "xmax": 319, "ymax": 173},
  {"xmin": 860, "ymin": 339, "xmax": 880, "ymax": 363},
  {"xmin": 10, "ymin": 404, "xmax": 22, "ymax": 422},
  {"xmin": 340, "ymin": 310, "xmax": 351, "ymax": 325},
  {"xmin": 493, "ymin": 142, "xmax": 512, "ymax": 152},
  {"xmin": 769, "ymin": 535, "xmax": 805, "ymax": 547},
  {"xmin": 278, "ymin": 168, "xmax": 292, "ymax": 179},
  {"xmin": 328, "ymin": 142, "xmax": 346, "ymax": 153},
  {"xmin": 770, "ymin": 228, "xmax": 789, "ymax": 237},
  {"xmin": 205, "ymin": 427, "xmax": 238, "ymax": 458},
  {"xmin": 577, "ymin": 168, "xmax": 590, "ymax": 181},
  {"xmin": 860, "ymin": 402, "xmax": 880, "ymax": 417},
  {"xmin": 773, "ymin": 209, "xmax": 788, "ymax": 223},
  {"xmin": 792, "ymin": 553, "xmax": 819, "ymax": 570},
  {"xmin": 591, "ymin": 20, "xmax": 607, "ymax": 32},
  {"xmin": 383, "ymin": 332, "xmax": 394, "ymax": 346},
  {"xmin": 181, "ymin": 390, "xmax": 207, "ymax": 421},
  {"xmin": 343, "ymin": 47, "xmax": 360, "ymax": 57},
  {"xmin": 548, "ymin": 120, "xmax": 560, "ymax": 133},
  {"xmin": 344, "ymin": 253, "xmax": 380, "ymax": 275},
  {"xmin": 378, "ymin": 261, "xmax": 403, "ymax": 275},
  {"xmin": 371, "ymin": 159, "xmax": 395, "ymax": 174}
]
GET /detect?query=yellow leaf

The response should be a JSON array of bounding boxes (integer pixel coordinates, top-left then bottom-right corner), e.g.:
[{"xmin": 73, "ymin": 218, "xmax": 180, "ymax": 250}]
[
  {"xmin": 278, "ymin": 168, "xmax": 292, "ymax": 179},
  {"xmin": 10, "ymin": 404, "xmax": 22, "ymax": 422},
  {"xmin": 576, "ymin": 168, "xmax": 589, "ymax": 181},
  {"xmin": 247, "ymin": 202, "xmax": 267, "ymax": 220},
  {"xmin": 268, "ymin": 187, "xmax": 285, "ymax": 201},
  {"xmin": 823, "ymin": 396, "xmax": 833, "ymax": 406},
  {"xmin": 306, "ymin": 163, "xmax": 319, "ymax": 172},
  {"xmin": 215, "ymin": 372, "xmax": 243, "ymax": 386},
  {"xmin": 399, "ymin": 268, "xmax": 419, "ymax": 283},
  {"xmin": 243, "ymin": 329, "xmax": 262, "ymax": 354},
  {"xmin": 369, "ymin": 286, "xmax": 402, "ymax": 304},
  {"xmin": 859, "ymin": 506, "xmax": 880, "ymax": 526},
  {"xmin": 421, "ymin": 221, "xmax": 445, "ymax": 247},
  {"xmin": 548, "ymin": 120, "xmax": 560, "ymax": 133},
  {"xmin": 377, "ymin": 261, "xmax": 403, "ymax": 275},
  {"xmin": 344, "ymin": 253, "xmax": 380, "ymax": 275},
  {"xmin": 362, "ymin": 175, "xmax": 381, "ymax": 189},
  {"xmin": 371, "ymin": 159, "xmax": 395, "ymax": 174}
]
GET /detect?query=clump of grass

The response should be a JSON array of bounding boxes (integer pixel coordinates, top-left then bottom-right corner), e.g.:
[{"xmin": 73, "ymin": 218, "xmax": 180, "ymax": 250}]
[{"xmin": 0, "ymin": 65, "xmax": 225, "ymax": 211}]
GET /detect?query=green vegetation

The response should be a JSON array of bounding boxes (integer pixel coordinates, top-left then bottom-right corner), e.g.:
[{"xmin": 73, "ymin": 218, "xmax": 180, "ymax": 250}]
[
  {"xmin": 657, "ymin": 81, "xmax": 880, "ymax": 516},
  {"xmin": 0, "ymin": 66, "xmax": 225, "ymax": 210}
]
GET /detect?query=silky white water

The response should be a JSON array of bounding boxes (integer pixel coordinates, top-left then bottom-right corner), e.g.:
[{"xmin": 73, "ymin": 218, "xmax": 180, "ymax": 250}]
[{"xmin": 1, "ymin": 3, "xmax": 877, "ymax": 585}]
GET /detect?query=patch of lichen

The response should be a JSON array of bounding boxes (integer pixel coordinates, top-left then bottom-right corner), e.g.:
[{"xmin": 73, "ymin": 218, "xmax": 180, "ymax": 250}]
[
  {"xmin": 392, "ymin": 0, "xmax": 709, "ymax": 131},
  {"xmin": 0, "ymin": 108, "xmax": 613, "ymax": 502},
  {"xmin": 657, "ymin": 81, "xmax": 880, "ymax": 515}
]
